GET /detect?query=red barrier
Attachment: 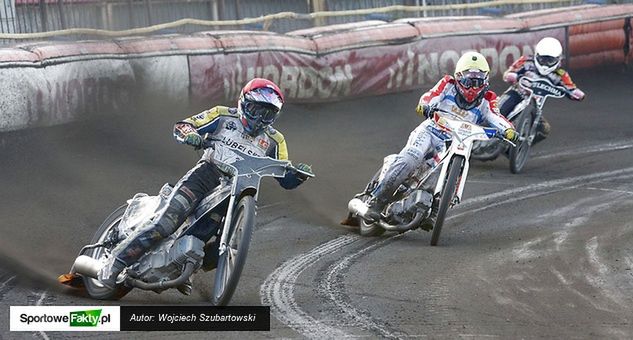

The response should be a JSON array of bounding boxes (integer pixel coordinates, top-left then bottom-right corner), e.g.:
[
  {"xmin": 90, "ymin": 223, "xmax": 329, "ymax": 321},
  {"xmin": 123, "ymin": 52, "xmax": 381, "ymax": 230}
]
[
  {"xmin": 117, "ymin": 35, "xmax": 222, "ymax": 54},
  {"xmin": 568, "ymin": 50, "xmax": 625, "ymax": 69},
  {"xmin": 1, "ymin": 4, "xmax": 632, "ymax": 131},
  {"xmin": 288, "ymin": 21, "xmax": 386, "ymax": 37},
  {"xmin": 188, "ymin": 28, "xmax": 565, "ymax": 104},
  {"xmin": 520, "ymin": 5, "xmax": 633, "ymax": 28},
  {"xmin": 569, "ymin": 29, "xmax": 625, "ymax": 56},
  {"xmin": 505, "ymin": 5, "xmax": 597, "ymax": 18},
  {"xmin": 408, "ymin": 18, "xmax": 523, "ymax": 36},
  {"xmin": 568, "ymin": 19, "xmax": 624, "ymax": 35},
  {"xmin": 211, "ymin": 32, "xmax": 315, "ymax": 54},
  {"xmin": 628, "ymin": 19, "xmax": 633, "ymax": 62},
  {"xmin": 0, "ymin": 48, "xmax": 38, "ymax": 63},
  {"xmin": 312, "ymin": 23, "xmax": 419, "ymax": 54},
  {"xmin": 27, "ymin": 41, "xmax": 124, "ymax": 60}
]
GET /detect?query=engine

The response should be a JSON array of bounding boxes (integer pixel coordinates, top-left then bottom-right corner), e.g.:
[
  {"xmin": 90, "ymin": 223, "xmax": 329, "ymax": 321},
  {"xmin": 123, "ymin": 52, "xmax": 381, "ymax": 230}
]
[
  {"xmin": 129, "ymin": 235, "xmax": 205, "ymax": 284},
  {"xmin": 387, "ymin": 189, "xmax": 433, "ymax": 224}
]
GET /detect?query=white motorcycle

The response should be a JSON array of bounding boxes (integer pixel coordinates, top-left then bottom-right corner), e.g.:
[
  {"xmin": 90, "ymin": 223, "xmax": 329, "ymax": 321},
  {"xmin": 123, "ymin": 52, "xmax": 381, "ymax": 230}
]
[
  {"xmin": 472, "ymin": 76, "xmax": 572, "ymax": 173},
  {"xmin": 59, "ymin": 142, "xmax": 313, "ymax": 305},
  {"xmin": 348, "ymin": 109, "xmax": 514, "ymax": 246}
]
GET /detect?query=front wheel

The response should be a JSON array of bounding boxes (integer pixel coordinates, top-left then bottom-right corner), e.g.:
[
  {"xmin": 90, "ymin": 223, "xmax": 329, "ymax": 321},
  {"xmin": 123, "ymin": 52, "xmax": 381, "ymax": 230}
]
[
  {"xmin": 508, "ymin": 111, "xmax": 534, "ymax": 174},
  {"xmin": 211, "ymin": 195, "xmax": 256, "ymax": 306},
  {"xmin": 430, "ymin": 156, "xmax": 464, "ymax": 246},
  {"xmin": 83, "ymin": 205, "xmax": 133, "ymax": 300}
]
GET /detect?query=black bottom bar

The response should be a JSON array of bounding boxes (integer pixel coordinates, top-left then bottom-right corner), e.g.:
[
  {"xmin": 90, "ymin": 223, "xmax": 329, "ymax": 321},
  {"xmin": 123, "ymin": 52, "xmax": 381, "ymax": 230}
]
[{"xmin": 120, "ymin": 306, "xmax": 270, "ymax": 331}]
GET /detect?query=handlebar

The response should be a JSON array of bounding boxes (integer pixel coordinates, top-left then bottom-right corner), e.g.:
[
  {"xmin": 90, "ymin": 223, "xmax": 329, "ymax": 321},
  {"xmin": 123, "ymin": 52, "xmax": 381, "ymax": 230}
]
[
  {"xmin": 289, "ymin": 165, "xmax": 316, "ymax": 178},
  {"xmin": 430, "ymin": 109, "xmax": 517, "ymax": 147},
  {"xmin": 199, "ymin": 133, "xmax": 315, "ymax": 179},
  {"xmin": 517, "ymin": 75, "xmax": 572, "ymax": 98}
]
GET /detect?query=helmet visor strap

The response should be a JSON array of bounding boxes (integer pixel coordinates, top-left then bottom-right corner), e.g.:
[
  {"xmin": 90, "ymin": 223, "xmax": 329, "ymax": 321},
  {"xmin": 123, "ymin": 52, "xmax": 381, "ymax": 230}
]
[{"xmin": 537, "ymin": 54, "xmax": 559, "ymax": 67}]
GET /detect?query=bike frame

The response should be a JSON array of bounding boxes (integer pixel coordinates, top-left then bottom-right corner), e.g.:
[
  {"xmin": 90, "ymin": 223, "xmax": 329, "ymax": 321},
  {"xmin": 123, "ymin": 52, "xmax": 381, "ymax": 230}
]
[
  {"xmin": 507, "ymin": 76, "xmax": 568, "ymax": 145},
  {"xmin": 430, "ymin": 112, "xmax": 499, "ymax": 204},
  {"xmin": 208, "ymin": 145, "xmax": 292, "ymax": 256}
]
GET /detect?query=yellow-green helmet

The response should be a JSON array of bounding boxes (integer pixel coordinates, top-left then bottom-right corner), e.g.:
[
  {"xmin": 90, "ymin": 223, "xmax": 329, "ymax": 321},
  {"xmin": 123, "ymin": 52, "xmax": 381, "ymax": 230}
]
[
  {"xmin": 454, "ymin": 51, "xmax": 490, "ymax": 76},
  {"xmin": 454, "ymin": 51, "xmax": 490, "ymax": 109}
]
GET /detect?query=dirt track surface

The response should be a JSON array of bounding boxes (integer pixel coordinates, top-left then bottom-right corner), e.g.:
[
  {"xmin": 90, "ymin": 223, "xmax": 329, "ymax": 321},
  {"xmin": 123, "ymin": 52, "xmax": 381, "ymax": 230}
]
[{"xmin": 1, "ymin": 66, "xmax": 633, "ymax": 339}]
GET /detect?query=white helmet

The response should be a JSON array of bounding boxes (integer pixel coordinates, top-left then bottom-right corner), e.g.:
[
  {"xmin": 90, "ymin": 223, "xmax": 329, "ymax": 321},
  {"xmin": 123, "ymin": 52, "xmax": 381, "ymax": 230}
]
[{"xmin": 534, "ymin": 37, "xmax": 562, "ymax": 75}]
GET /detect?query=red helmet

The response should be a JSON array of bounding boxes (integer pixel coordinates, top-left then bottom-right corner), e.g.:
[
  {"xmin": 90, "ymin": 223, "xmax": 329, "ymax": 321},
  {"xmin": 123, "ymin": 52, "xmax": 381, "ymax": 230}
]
[{"xmin": 237, "ymin": 78, "xmax": 284, "ymax": 136}]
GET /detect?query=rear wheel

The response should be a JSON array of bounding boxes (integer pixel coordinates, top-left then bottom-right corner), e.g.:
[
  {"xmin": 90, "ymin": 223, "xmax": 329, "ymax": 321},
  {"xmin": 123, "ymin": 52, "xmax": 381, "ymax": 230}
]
[
  {"xmin": 471, "ymin": 140, "xmax": 504, "ymax": 161},
  {"xmin": 430, "ymin": 156, "xmax": 464, "ymax": 246},
  {"xmin": 84, "ymin": 205, "xmax": 132, "ymax": 300},
  {"xmin": 359, "ymin": 169, "xmax": 386, "ymax": 237},
  {"xmin": 509, "ymin": 111, "xmax": 534, "ymax": 174},
  {"xmin": 211, "ymin": 195, "xmax": 256, "ymax": 306}
]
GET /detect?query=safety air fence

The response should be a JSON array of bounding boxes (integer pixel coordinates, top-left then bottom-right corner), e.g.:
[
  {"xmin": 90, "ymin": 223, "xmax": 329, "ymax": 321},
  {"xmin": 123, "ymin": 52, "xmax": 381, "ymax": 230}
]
[{"xmin": 0, "ymin": 4, "xmax": 631, "ymax": 132}]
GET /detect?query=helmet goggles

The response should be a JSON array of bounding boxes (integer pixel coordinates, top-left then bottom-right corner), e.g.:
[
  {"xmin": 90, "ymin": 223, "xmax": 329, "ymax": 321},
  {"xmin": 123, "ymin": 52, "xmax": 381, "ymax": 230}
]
[
  {"xmin": 242, "ymin": 101, "xmax": 279, "ymax": 125},
  {"xmin": 457, "ymin": 70, "xmax": 488, "ymax": 89},
  {"xmin": 536, "ymin": 54, "xmax": 559, "ymax": 67}
]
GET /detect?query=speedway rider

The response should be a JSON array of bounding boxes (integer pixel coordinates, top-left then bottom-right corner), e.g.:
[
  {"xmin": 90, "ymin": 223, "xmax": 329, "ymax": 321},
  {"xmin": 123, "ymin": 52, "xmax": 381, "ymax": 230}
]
[
  {"xmin": 500, "ymin": 37, "xmax": 585, "ymax": 144},
  {"xmin": 362, "ymin": 52, "xmax": 517, "ymax": 229},
  {"xmin": 98, "ymin": 78, "xmax": 313, "ymax": 288}
]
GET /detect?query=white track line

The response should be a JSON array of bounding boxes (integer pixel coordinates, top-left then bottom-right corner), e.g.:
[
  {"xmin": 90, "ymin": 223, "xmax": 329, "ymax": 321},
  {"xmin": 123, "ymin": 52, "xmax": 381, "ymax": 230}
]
[
  {"xmin": 321, "ymin": 174, "xmax": 633, "ymax": 338},
  {"xmin": 456, "ymin": 166, "xmax": 633, "ymax": 213},
  {"xmin": 34, "ymin": 290, "xmax": 50, "ymax": 340},
  {"xmin": 532, "ymin": 140, "xmax": 633, "ymax": 161},
  {"xmin": 453, "ymin": 171, "xmax": 633, "ymax": 222},
  {"xmin": 0, "ymin": 275, "xmax": 15, "ymax": 291},
  {"xmin": 260, "ymin": 234, "xmax": 358, "ymax": 339},
  {"xmin": 321, "ymin": 234, "xmax": 408, "ymax": 339},
  {"xmin": 262, "ymin": 143, "xmax": 633, "ymax": 338},
  {"xmin": 585, "ymin": 236, "xmax": 628, "ymax": 308}
]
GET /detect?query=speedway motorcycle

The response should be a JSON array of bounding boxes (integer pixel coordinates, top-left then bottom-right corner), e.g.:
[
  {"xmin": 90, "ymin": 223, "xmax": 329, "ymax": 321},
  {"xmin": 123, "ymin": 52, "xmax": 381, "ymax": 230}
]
[
  {"xmin": 59, "ymin": 142, "xmax": 313, "ymax": 305},
  {"xmin": 348, "ymin": 109, "xmax": 514, "ymax": 246},
  {"xmin": 472, "ymin": 75, "xmax": 572, "ymax": 173}
]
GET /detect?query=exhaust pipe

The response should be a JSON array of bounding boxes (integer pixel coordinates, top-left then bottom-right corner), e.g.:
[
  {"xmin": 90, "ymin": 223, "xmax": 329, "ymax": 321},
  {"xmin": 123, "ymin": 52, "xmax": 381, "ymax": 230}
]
[
  {"xmin": 348, "ymin": 198, "xmax": 369, "ymax": 216},
  {"xmin": 71, "ymin": 255, "xmax": 101, "ymax": 279},
  {"xmin": 349, "ymin": 198, "xmax": 426, "ymax": 232}
]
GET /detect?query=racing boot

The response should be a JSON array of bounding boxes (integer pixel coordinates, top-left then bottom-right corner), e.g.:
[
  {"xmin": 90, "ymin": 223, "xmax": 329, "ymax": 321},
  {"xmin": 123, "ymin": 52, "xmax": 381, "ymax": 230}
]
[
  {"xmin": 363, "ymin": 197, "xmax": 388, "ymax": 223},
  {"xmin": 97, "ymin": 258, "xmax": 127, "ymax": 290},
  {"xmin": 532, "ymin": 116, "xmax": 551, "ymax": 145},
  {"xmin": 419, "ymin": 196, "xmax": 439, "ymax": 231}
]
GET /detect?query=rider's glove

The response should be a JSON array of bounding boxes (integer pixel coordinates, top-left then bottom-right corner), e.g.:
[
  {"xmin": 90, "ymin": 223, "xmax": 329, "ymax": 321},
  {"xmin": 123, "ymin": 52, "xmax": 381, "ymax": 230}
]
[
  {"xmin": 294, "ymin": 163, "xmax": 314, "ymax": 181},
  {"xmin": 569, "ymin": 88, "xmax": 585, "ymax": 101},
  {"xmin": 183, "ymin": 132, "xmax": 203, "ymax": 149},
  {"xmin": 503, "ymin": 72, "xmax": 518, "ymax": 84},
  {"xmin": 504, "ymin": 128, "xmax": 519, "ymax": 143},
  {"xmin": 416, "ymin": 104, "xmax": 433, "ymax": 119}
]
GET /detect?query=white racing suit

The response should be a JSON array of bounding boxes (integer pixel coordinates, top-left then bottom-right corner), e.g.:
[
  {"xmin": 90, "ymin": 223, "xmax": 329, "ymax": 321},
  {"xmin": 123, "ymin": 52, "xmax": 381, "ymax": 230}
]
[{"xmin": 371, "ymin": 75, "xmax": 513, "ymax": 206}]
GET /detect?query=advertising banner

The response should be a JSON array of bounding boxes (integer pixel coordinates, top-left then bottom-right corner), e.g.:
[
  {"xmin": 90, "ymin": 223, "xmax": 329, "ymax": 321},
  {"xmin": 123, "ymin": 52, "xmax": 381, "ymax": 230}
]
[{"xmin": 189, "ymin": 28, "xmax": 565, "ymax": 104}]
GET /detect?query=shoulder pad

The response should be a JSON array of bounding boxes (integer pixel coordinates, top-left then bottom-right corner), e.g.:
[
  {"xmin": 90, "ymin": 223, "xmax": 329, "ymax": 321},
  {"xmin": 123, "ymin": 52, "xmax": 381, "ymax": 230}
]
[
  {"xmin": 212, "ymin": 106, "xmax": 237, "ymax": 117},
  {"xmin": 265, "ymin": 127, "xmax": 285, "ymax": 144},
  {"xmin": 483, "ymin": 90, "xmax": 498, "ymax": 101},
  {"xmin": 186, "ymin": 106, "xmax": 237, "ymax": 127}
]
